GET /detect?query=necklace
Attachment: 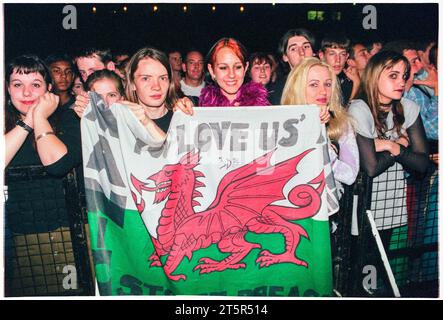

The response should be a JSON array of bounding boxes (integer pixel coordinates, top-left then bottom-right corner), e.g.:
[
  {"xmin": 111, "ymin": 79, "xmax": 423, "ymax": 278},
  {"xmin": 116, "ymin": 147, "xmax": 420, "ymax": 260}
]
[{"xmin": 379, "ymin": 103, "xmax": 391, "ymax": 112}]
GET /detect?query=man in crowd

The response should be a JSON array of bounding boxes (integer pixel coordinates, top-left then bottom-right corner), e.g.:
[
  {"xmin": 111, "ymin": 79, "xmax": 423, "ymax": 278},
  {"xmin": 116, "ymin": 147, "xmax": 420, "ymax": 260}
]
[
  {"xmin": 347, "ymin": 42, "xmax": 370, "ymax": 78},
  {"xmin": 416, "ymin": 40, "xmax": 437, "ymax": 97},
  {"xmin": 180, "ymin": 50, "xmax": 206, "ymax": 99},
  {"xmin": 269, "ymin": 28, "xmax": 316, "ymax": 105},
  {"xmin": 74, "ymin": 48, "xmax": 115, "ymax": 82},
  {"xmin": 319, "ymin": 34, "xmax": 359, "ymax": 106},
  {"xmin": 45, "ymin": 54, "xmax": 75, "ymax": 110}
]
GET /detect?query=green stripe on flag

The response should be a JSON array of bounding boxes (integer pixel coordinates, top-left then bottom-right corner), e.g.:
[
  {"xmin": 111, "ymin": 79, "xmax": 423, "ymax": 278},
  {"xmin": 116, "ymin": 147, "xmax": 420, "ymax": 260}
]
[{"xmin": 88, "ymin": 209, "xmax": 332, "ymax": 296}]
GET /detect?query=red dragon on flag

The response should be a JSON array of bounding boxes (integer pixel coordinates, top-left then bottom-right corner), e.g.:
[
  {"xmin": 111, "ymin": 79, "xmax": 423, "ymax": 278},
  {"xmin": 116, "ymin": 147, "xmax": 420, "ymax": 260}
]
[{"xmin": 130, "ymin": 148, "xmax": 325, "ymax": 281}]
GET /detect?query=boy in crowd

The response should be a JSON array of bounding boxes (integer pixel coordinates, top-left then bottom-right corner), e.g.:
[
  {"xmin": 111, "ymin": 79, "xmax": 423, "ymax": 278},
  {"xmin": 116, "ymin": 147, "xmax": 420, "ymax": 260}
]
[
  {"xmin": 45, "ymin": 54, "xmax": 75, "ymax": 110},
  {"xmin": 319, "ymin": 34, "xmax": 360, "ymax": 106},
  {"xmin": 74, "ymin": 48, "xmax": 115, "ymax": 82},
  {"xmin": 269, "ymin": 28, "xmax": 316, "ymax": 105},
  {"xmin": 347, "ymin": 42, "xmax": 370, "ymax": 78},
  {"xmin": 180, "ymin": 50, "xmax": 206, "ymax": 99}
]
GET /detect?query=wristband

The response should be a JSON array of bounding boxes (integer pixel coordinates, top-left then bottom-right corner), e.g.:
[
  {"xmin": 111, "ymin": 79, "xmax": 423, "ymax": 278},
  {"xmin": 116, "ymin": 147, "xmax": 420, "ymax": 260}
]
[
  {"xmin": 16, "ymin": 120, "xmax": 33, "ymax": 133},
  {"xmin": 35, "ymin": 131, "xmax": 55, "ymax": 141}
]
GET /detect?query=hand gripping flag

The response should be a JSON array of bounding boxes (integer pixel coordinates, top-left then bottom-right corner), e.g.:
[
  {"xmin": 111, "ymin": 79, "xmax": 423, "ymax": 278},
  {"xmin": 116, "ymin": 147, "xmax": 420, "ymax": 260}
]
[{"xmin": 81, "ymin": 93, "xmax": 339, "ymax": 296}]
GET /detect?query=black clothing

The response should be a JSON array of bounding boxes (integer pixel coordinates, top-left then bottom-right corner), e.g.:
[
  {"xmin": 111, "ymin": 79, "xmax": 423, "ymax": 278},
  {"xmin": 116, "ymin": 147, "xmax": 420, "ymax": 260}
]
[
  {"xmin": 5, "ymin": 108, "xmax": 82, "ymax": 234},
  {"xmin": 338, "ymin": 72, "xmax": 353, "ymax": 107},
  {"xmin": 58, "ymin": 95, "xmax": 75, "ymax": 112},
  {"xmin": 153, "ymin": 109, "xmax": 173, "ymax": 133},
  {"xmin": 268, "ymin": 74, "xmax": 288, "ymax": 105},
  {"xmin": 428, "ymin": 139, "xmax": 438, "ymax": 155},
  {"xmin": 357, "ymin": 117, "xmax": 430, "ymax": 178},
  {"xmin": 186, "ymin": 95, "xmax": 199, "ymax": 107},
  {"xmin": 8, "ymin": 108, "xmax": 82, "ymax": 176}
]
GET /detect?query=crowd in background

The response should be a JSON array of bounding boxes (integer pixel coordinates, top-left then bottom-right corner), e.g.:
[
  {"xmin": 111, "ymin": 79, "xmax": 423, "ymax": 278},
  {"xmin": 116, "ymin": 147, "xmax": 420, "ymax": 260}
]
[{"xmin": 4, "ymin": 26, "xmax": 438, "ymax": 295}]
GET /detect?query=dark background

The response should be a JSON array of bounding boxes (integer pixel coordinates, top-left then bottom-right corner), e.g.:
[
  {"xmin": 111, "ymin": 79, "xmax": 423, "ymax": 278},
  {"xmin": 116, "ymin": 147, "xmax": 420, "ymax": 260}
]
[{"xmin": 4, "ymin": 3, "xmax": 439, "ymax": 61}]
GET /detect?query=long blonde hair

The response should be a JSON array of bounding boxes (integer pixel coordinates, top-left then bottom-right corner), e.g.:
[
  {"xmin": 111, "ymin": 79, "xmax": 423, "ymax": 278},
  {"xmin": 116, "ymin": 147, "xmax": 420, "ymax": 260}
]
[{"xmin": 281, "ymin": 57, "xmax": 350, "ymax": 141}]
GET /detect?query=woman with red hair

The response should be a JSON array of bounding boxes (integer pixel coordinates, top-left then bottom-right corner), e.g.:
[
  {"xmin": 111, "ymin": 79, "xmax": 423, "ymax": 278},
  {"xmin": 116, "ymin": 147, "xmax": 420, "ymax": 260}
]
[{"xmin": 199, "ymin": 37, "xmax": 270, "ymax": 107}]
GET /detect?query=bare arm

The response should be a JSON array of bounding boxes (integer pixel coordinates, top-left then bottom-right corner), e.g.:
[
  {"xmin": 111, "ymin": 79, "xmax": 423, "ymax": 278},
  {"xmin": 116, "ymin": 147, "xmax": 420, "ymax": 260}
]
[
  {"xmin": 33, "ymin": 92, "xmax": 68, "ymax": 166},
  {"xmin": 5, "ymin": 105, "xmax": 35, "ymax": 168},
  {"xmin": 120, "ymin": 100, "xmax": 166, "ymax": 141}
]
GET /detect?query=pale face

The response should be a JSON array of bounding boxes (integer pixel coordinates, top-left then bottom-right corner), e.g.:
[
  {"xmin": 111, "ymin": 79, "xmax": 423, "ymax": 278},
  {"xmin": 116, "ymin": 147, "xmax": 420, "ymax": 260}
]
[
  {"xmin": 49, "ymin": 60, "xmax": 74, "ymax": 92},
  {"xmin": 403, "ymin": 49, "xmax": 423, "ymax": 77},
  {"xmin": 8, "ymin": 70, "xmax": 48, "ymax": 115},
  {"xmin": 72, "ymin": 76, "xmax": 86, "ymax": 96},
  {"xmin": 132, "ymin": 58, "xmax": 170, "ymax": 109},
  {"xmin": 349, "ymin": 44, "xmax": 370, "ymax": 71},
  {"xmin": 250, "ymin": 61, "xmax": 271, "ymax": 86},
  {"xmin": 208, "ymin": 47, "xmax": 248, "ymax": 102},
  {"xmin": 168, "ymin": 52, "xmax": 182, "ymax": 72},
  {"xmin": 92, "ymin": 78, "xmax": 122, "ymax": 107},
  {"xmin": 76, "ymin": 56, "xmax": 106, "ymax": 82},
  {"xmin": 283, "ymin": 36, "xmax": 314, "ymax": 69},
  {"xmin": 183, "ymin": 51, "xmax": 204, "ymax": 82},
  {"xmin": 305, "ymin": 65, "xmax": 333, "ymax": 106},
  {"xmin": 321, "ymin": 48, "xmax": 349, "ymax": 75},
  {"xmin": 378, "ymin": 61, "xmax": 407, "ymax": 104}
]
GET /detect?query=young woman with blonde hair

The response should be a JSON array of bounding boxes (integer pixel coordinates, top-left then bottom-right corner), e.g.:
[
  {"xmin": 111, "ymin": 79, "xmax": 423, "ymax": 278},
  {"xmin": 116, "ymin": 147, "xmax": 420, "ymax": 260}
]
[{"xmin": 282, "ymin": 57, "xmax": 359, "ymax": 190}]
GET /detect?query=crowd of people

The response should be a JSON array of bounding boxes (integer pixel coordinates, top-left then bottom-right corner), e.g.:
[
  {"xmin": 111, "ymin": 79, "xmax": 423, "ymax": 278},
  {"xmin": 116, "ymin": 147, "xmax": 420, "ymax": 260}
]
[{"xmin": 4, "ymin": 26, "xmax": 438, "ymax": 295}]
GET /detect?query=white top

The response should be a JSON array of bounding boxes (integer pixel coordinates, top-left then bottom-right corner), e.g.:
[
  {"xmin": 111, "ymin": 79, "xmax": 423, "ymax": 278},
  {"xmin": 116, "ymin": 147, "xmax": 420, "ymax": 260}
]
[
  {"xmin": 348, "ymin": 98, "xmax": 421, "ymax": 231},
  {"xmin": 180, "ymin": 79, "xmax": 205, "ymax": 97},
  {"xmin": 348, "ymin": 98, "xmax": 420, "ymax": 140}
]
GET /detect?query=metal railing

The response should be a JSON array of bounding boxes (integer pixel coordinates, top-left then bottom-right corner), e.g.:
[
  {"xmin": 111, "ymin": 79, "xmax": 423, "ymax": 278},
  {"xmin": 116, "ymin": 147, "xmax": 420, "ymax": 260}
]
[
  {"xmin": 333, "ymin": 162, "xmax": 439, "ymax": 297},
  {"xmin": 4, "ymin": 165, "xmax": 94, "ymax": 297},
  {"xmin": 4, "ymin": 159, "xmax": 438, "ymax": 297}
]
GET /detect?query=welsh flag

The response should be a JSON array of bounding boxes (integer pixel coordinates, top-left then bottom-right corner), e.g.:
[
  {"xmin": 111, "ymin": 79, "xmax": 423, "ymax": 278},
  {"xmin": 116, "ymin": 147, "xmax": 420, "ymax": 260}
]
[{"xmin": 81, "ymin": 93, "xmax": 338, "ymax": 296}]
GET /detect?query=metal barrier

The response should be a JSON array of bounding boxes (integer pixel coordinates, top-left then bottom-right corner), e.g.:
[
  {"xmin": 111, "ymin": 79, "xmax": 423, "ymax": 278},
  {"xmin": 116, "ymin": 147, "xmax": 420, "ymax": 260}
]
[
  {"xmin": 4, "ymin": 165, "xmax": 94, "ymax": 297},
  {"xmin": 333, "ymin": 161, "xmax": 439, "ymax": 297},
  {"xmin": 4, "ymin": 160, "xmax": 437, "ymax": 297}
]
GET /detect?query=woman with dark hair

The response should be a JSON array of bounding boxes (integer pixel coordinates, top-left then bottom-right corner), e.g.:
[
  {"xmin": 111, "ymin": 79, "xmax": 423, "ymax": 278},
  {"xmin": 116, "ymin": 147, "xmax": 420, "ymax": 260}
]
[
  {"xmin": 348, "ymin": 50, "xmax": 429, "ymax": 239},
  {"xmin": 4, "ymin": 54, "xmax": 85, "ymax": 296},
  {"xmin": 199, "ymin": 37, "xmax": 270, "ymax": 107},
  {"xmin": 248, "ymin": 52, "xmax": 273, "ymax": 88},
  {"xmin": 5, "ymin": 54, "xmax": 81, "ymax": 172}
]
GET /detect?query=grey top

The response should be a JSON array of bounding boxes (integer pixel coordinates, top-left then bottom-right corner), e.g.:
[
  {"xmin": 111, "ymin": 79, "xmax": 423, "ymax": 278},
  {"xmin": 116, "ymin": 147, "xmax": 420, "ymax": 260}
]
[{"xmin": 348, "ymin": 98, "xmax": 420, "ymax": 140}]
